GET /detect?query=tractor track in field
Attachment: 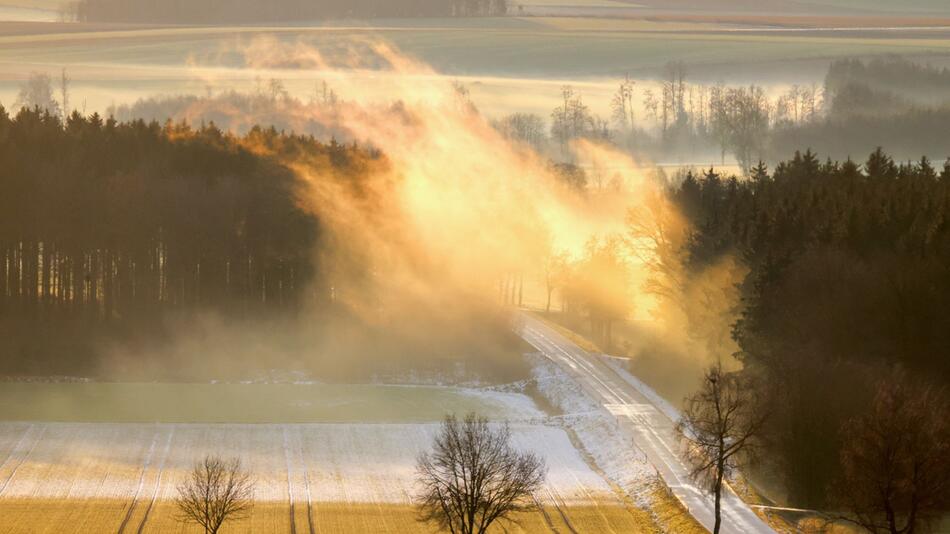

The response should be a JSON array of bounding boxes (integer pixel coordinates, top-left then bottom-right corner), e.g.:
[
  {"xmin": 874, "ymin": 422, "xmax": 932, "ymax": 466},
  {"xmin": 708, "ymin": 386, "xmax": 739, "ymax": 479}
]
[
  {"xmin": 136, "ymin": 426, "xmax": 175, "ymax": 534},
  {"xmin": 0, "ymin": 424, "xmax": 46, "ymax": 497},
  {"xmin": 283, "ymin": 426, "xmax": 298, "ymax": 534},
  {"xmin": 117, "ymin": 427, "xmax": 160, "ymax": 534}
]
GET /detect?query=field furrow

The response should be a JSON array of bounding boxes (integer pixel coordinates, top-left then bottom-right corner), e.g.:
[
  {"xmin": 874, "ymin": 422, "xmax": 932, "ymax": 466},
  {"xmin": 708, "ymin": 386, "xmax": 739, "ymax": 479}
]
[{"xmin": 0, "ymin": 420, "xmax": 650, "ymax": 532}]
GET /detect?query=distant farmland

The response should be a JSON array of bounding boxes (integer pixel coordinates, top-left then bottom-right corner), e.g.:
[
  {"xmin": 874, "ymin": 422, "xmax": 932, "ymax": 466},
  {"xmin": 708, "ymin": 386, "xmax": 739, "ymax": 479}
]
[{"xmin": 2, "ymin": 17, "xmax": 950, "ymax": 118}]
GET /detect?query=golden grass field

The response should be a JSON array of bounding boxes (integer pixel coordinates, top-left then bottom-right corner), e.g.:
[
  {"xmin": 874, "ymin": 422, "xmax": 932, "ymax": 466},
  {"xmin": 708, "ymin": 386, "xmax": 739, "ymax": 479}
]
[{"xmin": 0, "ymin": 499, "xmax": 660, "ymax": 533}]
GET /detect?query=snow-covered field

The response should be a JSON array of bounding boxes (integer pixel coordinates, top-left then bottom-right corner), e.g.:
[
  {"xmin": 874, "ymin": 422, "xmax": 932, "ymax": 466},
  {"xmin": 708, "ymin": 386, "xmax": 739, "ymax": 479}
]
[
  {"xmin": 0, "ymin": 356, "xmax": 663, "ymax": 532},
  {"xmin": 529, "ymin": 353, "xmax": 657, "ymax": 504},
  {"xmin": 0, "ymin": 421, "xmax": 616, "ymax": 504}
]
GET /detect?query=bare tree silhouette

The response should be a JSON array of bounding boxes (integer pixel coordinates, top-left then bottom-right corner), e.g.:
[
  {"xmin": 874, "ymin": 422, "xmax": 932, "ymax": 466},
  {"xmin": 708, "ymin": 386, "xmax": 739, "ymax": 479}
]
[
  {"xmin": 675, "ymin": 363, "xmax": 767, "ymax": 534},
  {"xmin": 176, "ymin": 456, "xmax": 255, "ymax": 534},
  {"xmin": 416, "ymin": 413, "xmax": 546, "ymax": 534}
]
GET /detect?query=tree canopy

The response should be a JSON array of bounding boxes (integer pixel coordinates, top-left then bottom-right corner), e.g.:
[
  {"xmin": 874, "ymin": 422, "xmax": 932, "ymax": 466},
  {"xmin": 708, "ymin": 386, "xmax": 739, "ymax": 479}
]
[
  {"xmin": 672, "ymin": 148, "xmax": 950, "ymax": 507},
  {"xmin": 0, "ymin": 107, "xmax": 375, "ymax": 375}
]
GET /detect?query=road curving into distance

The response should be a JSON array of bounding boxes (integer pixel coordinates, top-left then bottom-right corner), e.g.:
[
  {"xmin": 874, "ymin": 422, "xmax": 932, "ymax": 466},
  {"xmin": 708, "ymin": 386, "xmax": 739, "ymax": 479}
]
[{"xmin": 518, "ymin": 312, "xmax": 775, "ymax": 534}]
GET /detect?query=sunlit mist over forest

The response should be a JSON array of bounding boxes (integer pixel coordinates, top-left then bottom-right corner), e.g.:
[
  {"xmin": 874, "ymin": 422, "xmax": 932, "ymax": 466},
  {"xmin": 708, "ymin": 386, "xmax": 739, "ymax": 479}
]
[{"xmin": 0, "ymin": 0, "xmax": 948, "ymax": 533}]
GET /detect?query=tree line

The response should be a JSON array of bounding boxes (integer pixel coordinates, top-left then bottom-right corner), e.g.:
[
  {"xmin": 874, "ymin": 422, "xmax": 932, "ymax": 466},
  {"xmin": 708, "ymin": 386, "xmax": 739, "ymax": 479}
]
[
  {"xmin": 537, "ymin": 147, "xmax": 950, "ymax": 531},
  {"xmin": 825, "ymin": 56, "xmax": 950, "ymax": 106},
  {"xmin": 66, "ymin": 0, "xmax": 508, "ymax": 23},
  {"xmin": 494, "ymin": 63, "xmax": 817, "ymax": 170},
  {"xmin": 0, "ymin": 106, "xmax": 376, "ymax": 374},
  {"xmin": 492, "ymin": 57, "xmax": 950, "ymax": 170},
  {"xmin": 64, "ymin": 56, "xmax": 947, "ymax": 175},
  {"xmin": 671, "ymin": 149, "xmax": 950, "ymax": 513}
]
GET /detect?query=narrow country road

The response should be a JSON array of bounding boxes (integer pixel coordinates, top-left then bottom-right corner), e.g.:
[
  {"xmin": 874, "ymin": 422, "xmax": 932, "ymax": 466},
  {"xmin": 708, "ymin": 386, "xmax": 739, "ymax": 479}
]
[{"xmin": 518, "ymin": 313, "xmax": 775, "ymax": 534}]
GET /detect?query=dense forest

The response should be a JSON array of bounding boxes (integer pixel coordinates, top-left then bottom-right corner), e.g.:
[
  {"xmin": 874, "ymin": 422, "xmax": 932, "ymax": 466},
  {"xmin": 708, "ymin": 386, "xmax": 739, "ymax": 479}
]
[
  {"xmin": 67, "ymin": 0, "xmax": 508, "ymax": 23},
  {"xmin": 0, "ymin": 106, "xmax": 528, "ymax": 381},
  {"xmin": 0, "ymin": 106, "xmax": 373, "ymax": 375},
  {"xmin": 671, "ymin": 149, "xmax": 950, "ymax": 508}
]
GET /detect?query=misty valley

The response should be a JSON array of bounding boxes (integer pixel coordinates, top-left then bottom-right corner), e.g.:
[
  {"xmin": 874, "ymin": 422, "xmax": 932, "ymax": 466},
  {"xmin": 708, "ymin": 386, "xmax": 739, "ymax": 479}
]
[{"xmin": 1, "ymin": 1, "xmax": 949, "ymax": 533}]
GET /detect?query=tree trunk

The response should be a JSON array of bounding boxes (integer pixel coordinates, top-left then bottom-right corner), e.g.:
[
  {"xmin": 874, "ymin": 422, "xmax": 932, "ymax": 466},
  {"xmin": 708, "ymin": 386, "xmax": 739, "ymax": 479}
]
[
  {"xmin": 714, "ymin": 464, "xmax": 724, "ymax": 534},
  {"xmin": 517, "ymin": 274, "xmax": 523, "ymax": 307},
  {"xmin": 905, "ymin": 499, "xmax": 918, "ymax": 534},
  {"xmin": 884, "ymin": 500, "xmax": 897, "ymax": 534}
]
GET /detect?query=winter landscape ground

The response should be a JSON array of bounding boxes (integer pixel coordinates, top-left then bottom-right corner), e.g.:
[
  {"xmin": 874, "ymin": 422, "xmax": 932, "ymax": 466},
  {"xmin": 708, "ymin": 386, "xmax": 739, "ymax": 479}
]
[
  {"xmin": 0, "ymin": 349, "xmax": 681, "ymax": 533},
  {"xmin": 3, "ymin": 0, "xmax": 949, "ymax": 531}
]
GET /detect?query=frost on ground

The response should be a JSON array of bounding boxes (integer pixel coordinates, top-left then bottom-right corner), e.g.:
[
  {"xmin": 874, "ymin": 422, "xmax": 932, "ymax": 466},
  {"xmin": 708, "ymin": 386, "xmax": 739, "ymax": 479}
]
[
  {"xmin": 0, "ymin": 382, "xmax": 546, "ymax": 423},
  {"xmin": 0, "ymin": 420, "xmax": 615, "ymax": 505},
  {"xmin": 526, "ymin": 352, "xmax": 656, "ymax": 507},
  {"xmin": 0, "ymin": 356, "xmax": 661, "ymax": 521}
]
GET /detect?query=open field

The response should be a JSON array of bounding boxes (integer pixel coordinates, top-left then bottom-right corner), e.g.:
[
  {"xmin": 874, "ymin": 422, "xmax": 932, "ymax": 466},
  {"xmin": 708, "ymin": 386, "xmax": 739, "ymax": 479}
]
[
  {"xmin": 0, "ymin": 500, "xmax": 655, "ymax": 533},
  {"xmin": 518, "ymin": 0, "xmax": 950, "ymax": 17},
  {"xmin": 0, "ymin": 6, "xmax": 55, "ymax": 22},
  {"xmin": 3, "ymin": 19, "xmax": 949, "ymax": 77},
  {"xmin": 2, "ymin": 16, "xmax": 950, "ymax": 119},
  {"xmin": 0, "ymin": 382, "xmax": 543, "ymax": 423},
  {"xmin": 0, "ymin": 370, "xmax": 669, "ymax": 533},
  {"xmin": 0, "ymin": 422, "xmax": 613, "ymax": 503},
  {"xmin": 0, "ymin": 420, "xmax": 657, "ymax": 532}
]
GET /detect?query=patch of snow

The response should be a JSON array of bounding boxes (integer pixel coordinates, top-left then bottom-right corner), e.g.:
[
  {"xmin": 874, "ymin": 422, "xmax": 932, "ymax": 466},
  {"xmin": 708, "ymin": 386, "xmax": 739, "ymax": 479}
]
[
  {"xmin": 0, "ymin": 421, "xmax": 614, "ymax": 504},
  {"xmin": 456, "ymin": 387, "xmax": 546, "ymax": 421},
  {"xmin": 369, "ymin": 364, "xmax": 490, "ymax": 388},
  {"xmin": 0, "ymin": 376, "xmax": 91, "ymax": 383},
  {"xmin": 528, "ymin": 353, "xmax": 656, "ymax": 506}
]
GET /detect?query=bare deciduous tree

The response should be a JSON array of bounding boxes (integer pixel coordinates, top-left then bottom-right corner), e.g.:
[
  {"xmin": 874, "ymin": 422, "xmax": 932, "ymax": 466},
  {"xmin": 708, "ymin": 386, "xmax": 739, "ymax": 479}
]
[
  {"xmin": 675, "ymin": 363, "xmax": 766, "ymax": 534},
  {"xmin": 176, "ymin": 455, "xmax": 255, "ymax": 534},
  {"xmin": 833, "ymin": 376, "xmax": 950, "ymax": 534},
  {"xmin": 611, "ymin": 75, "xmax": 636, "ymax": 131},
  {"xmin": 59, "ymin": 68, "xmax": 70, "ymax": 117},
  {"xmin": 542, "ymin": 249, "xmax": 570, "ymax": 313},
  {"xmin": 15, "ymin": 72, "xmax": 60, "ymax": 116},
  {"xmin": 416, "ymin": 413, "xmax": 546, "ymax": 534},
  {"xmin": 550, "ymin": 85, "xmax": 595, "ymax": 155},
  {"xmin": 493, "ymin": 112, "xmax": 546, "ymax": 151},
  {"xmin": 573, "ymin": 236, "xmax": 632, "ymax": 352}
]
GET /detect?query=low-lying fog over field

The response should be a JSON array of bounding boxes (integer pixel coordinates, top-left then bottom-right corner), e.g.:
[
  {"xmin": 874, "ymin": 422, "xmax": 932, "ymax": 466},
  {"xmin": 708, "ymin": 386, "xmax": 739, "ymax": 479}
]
[{"xmin": 2, "ymin": 0, "xmax": 949, "ymax": 533}]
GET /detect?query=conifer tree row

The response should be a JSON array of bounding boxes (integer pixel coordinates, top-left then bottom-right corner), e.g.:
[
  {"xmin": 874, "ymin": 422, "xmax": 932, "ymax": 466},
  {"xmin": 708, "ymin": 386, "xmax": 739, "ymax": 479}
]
[
  {"xmin": 672, "ymin": 149, "xmax": 950, "ymax": 507},
  {"xmin": 0, "ymin": 107, "xmax": 375, "ymax": 372}
]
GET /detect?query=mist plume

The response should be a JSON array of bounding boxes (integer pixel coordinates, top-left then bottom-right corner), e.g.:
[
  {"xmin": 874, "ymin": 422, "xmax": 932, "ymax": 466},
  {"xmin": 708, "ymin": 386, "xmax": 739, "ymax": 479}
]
[{"xmin": 105, "ymin": 36, "xmax": 744, "ymax": 383}]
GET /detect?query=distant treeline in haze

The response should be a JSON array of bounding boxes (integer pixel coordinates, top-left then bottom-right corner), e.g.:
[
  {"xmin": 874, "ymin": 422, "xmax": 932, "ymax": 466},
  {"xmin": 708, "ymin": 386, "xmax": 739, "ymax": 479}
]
[
  {"xmin": 498, "ymin": 56, "xmax": 950, "ymax": 167},
  {"xmin": 67, "ymin": 0, "xmax": 509, "ymax": 23},
  {"xmin": 101, "ymin": 57, "xmax": 950, "ymax": 171},
  {"xmin": 770, "ymin": 57, "xmax": 950, "ymax": 163}
]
